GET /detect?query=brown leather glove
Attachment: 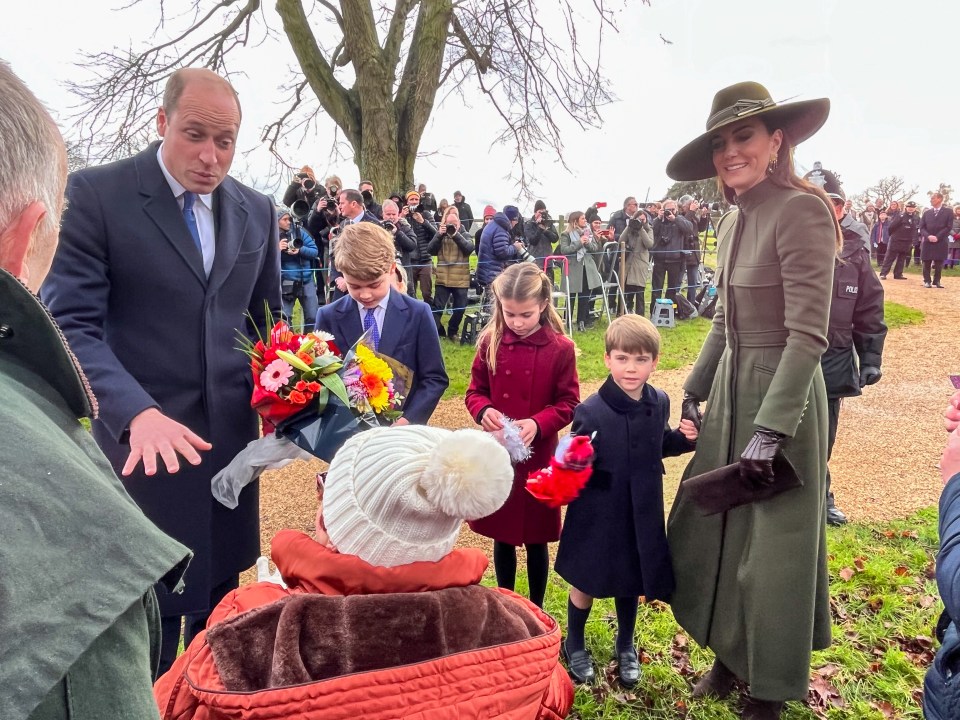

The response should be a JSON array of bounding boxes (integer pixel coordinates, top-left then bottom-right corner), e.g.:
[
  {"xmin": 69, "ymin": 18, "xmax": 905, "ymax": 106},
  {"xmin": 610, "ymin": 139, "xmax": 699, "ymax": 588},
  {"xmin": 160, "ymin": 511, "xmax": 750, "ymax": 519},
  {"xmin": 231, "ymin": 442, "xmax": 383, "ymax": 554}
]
[{"xmin": 740, "ymin": 427, "xmax": 786, "ymax": 487}]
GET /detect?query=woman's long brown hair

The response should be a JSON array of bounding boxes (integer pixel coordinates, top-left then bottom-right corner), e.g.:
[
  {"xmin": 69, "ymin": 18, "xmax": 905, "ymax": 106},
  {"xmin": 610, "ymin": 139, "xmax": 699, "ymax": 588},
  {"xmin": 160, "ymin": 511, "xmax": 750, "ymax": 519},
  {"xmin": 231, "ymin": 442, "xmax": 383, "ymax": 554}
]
[
  {"xmin": 478, "ymin": 263, "xmax": 566, "ymax": 374},
  {"xmin": 718, "ymin": 123, "xmax": 843, "ymax": 252}
]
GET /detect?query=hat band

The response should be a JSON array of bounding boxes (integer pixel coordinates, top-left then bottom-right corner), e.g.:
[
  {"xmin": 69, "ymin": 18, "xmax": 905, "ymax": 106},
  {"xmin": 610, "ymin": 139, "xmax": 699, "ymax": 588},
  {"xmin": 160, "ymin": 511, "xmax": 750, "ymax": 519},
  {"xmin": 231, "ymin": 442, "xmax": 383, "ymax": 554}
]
[{"xmin": 706, "ymin": 97, "xmax": 776, "ymax": 131}]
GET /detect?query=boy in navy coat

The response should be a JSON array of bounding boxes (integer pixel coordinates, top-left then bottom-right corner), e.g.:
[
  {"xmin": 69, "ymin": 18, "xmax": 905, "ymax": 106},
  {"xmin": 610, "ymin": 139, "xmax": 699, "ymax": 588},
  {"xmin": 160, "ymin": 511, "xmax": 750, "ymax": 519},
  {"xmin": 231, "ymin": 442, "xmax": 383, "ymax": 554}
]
[
  {"xmin": 555, "ymin": 315, "xmax": 698, "ymax": 688},
  {"xmin": 315, "ymin": 223, "xmax": 448, "ymax": 424}
]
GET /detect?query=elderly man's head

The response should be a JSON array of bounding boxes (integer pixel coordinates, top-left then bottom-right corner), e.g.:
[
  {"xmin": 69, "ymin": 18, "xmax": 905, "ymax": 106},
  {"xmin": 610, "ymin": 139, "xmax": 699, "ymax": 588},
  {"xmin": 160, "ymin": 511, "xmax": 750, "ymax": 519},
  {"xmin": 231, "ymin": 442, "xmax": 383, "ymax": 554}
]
[{"xmin": 0, "ymin": 62, "xmax": 67, "ymax": 292}]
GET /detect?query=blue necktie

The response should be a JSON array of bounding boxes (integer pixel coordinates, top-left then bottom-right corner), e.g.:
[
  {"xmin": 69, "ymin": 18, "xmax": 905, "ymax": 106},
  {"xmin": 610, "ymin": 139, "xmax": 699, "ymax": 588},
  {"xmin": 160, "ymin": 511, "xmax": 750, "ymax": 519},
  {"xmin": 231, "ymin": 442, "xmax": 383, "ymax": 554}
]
[
  {"xmin": 182, "ymin": 191, "xmax": 203, "ymax": 254},
  {"xmin": 363, "ymin": 308, "xmax": 380, "ymax": 351}
]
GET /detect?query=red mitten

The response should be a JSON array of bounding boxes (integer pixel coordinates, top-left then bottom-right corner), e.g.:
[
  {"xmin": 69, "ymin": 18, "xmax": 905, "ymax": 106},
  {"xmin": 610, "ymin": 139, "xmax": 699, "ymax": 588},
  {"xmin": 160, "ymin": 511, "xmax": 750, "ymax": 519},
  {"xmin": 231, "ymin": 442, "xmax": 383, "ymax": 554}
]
[{"xmin": 526, "ymin": 434, "xmax": 596, "ymax": 508}]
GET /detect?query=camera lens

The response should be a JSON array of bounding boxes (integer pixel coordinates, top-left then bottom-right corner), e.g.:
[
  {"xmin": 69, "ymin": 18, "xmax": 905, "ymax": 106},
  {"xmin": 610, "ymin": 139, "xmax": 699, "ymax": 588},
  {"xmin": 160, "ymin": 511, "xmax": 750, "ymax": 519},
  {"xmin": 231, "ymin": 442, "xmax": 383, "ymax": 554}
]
[{"xmin": 290, "ymin": 236, "xmax": 304, "ymax": 250}]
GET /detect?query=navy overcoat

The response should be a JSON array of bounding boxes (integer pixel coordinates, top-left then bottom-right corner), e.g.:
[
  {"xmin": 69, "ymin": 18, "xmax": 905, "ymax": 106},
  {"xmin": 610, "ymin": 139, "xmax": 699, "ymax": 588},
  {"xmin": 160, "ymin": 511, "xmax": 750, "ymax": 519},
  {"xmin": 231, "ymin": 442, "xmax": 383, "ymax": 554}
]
[
  {"xmin": 42, "ymin": 144, "xmax": 280, "ymax": 615},
  {"xmin": 555, "ymin": 378, "xmax": 693, "ymax": 599}
]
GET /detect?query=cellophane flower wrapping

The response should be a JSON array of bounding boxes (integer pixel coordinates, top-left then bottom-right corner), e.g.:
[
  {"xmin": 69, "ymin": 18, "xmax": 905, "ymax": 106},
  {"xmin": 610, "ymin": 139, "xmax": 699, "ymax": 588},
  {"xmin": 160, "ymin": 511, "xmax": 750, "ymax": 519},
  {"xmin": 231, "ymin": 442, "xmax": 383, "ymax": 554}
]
[
  {"xmin": 212, "ymin": 321, "xmax": 412, "ymax": 509},
  {"xmin": 492, "ymin": 416, "xmax": 533, "ymax": 464},
  {"xmin": 525, "ymin": 433, "xmax": 596, "ymax": 508}
]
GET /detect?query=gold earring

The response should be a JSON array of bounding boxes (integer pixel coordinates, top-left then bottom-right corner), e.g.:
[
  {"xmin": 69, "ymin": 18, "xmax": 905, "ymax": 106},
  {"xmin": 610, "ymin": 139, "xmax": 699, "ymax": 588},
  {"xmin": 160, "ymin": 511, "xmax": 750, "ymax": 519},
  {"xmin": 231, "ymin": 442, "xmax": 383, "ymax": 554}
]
[{"xmin": 767, "ymin": 153, "xmax": 778, "ymax": 175}]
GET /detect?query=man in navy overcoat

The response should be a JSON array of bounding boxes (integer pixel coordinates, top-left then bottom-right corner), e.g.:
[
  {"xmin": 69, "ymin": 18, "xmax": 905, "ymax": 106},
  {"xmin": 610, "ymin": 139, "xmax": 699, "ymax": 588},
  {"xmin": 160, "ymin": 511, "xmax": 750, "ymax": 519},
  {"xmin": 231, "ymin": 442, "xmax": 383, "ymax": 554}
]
[{"xmin": 42, "ymin": 68, "xmax": 280, "ymax": 673}]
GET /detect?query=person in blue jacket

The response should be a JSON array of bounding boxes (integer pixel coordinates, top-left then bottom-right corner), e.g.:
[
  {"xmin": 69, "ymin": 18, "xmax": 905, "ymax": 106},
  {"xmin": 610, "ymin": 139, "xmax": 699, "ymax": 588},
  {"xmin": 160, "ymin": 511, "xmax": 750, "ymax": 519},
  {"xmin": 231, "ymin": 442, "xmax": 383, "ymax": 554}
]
[
  {"xmin": 279, "ymin": 207, "xmax": 320, "ymax": 331},
  {"xmin": 925, "ymin": 389, "xmax": 960, "ymax": 719},
  {"xmin": 477, "ymin": 205, "xmax": 534, "ymax": 303}
]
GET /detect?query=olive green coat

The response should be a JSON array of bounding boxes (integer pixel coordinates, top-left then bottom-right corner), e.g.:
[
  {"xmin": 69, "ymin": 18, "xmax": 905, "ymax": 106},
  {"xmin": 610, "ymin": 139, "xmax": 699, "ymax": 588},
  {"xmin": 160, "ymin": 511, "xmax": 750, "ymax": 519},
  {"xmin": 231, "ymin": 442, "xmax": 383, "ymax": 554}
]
[{"xmin": 667, "ymin": 180, "xmax": 835, "ymax": 701}]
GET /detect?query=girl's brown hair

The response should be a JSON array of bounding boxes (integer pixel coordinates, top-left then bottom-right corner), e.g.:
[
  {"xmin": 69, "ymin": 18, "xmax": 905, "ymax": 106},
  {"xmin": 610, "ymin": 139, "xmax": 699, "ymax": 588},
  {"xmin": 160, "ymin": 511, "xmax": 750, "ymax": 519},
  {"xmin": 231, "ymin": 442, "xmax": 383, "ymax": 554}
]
[
  {"xmin": 564, "ymin": 211, "xmax": 585, "ymax": 235},
  {"xmin": 717, "ymin": 122, "xmax": 842, "ymax": 252},
  {"xmin": 478, "ymin": 263, "xmax": 565, "ymax": 374}
]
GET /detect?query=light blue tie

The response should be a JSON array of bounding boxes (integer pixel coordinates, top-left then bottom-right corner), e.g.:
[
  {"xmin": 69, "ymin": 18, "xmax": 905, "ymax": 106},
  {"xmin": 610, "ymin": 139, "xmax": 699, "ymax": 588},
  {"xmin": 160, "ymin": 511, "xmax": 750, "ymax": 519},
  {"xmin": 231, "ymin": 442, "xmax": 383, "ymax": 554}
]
[
  {"xmin": 363, "ymin": 308, "xmax": 380, "ymax": 351},
  {"xmin": 182, "ymin": 191, "xmax": 203, "ymax": 254}
]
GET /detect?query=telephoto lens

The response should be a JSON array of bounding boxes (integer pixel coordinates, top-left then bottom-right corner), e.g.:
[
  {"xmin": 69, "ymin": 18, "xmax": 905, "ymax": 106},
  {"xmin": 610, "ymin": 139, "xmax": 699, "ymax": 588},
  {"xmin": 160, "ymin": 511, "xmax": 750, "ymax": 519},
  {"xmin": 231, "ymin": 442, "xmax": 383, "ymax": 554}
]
[
  {"xmin": 446, "ymin": 223, "xmax": 456, "ymax": 234},
  {"xmin": 290, "ymin": 236, "xmax": 304, "ymax": 250},
  {"xmin": 301, "ymin": 177, "xmax": 316, "ymax": 192}
]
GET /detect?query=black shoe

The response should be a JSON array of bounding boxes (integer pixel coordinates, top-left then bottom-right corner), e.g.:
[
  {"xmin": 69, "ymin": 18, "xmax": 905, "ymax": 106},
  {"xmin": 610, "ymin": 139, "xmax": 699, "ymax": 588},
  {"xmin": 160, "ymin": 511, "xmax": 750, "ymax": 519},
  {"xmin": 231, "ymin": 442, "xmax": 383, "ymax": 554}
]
[
  {"xmin": 436, "ymin": 326, "xmax": 446, "ymax": 338},
  {"xmin": 935, "ymin": 283, "xmax": 945, "ymax": 288},
  {"xmin": 741, "ymin": 697, "xmax": 785, "ymax": 720},
  {"xmin": 561, "ymin": 640, "xmax": 596, "ymax": 685},
  {"xmin": 826, "ymin": 505, "xmax": 848, "ymax": 526},
  {"xmin": 893, "ymin": 276, "xmax": 907, "ymax": 280},
  {"xmin": 616, "ymin": 647, "xmax": 641, "ymax": 688},
  {"xmin": 692, "ymin": 659, "xmax": 737, "ymax": 699}
]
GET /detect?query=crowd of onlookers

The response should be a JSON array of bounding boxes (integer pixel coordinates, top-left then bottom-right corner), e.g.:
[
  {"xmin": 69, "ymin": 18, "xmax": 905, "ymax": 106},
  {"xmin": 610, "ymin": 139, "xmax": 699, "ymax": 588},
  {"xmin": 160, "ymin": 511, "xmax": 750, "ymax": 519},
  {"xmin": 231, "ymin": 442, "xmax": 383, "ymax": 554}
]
[
  {"xmin": 840, "ymin": 196, "xmax": 960, "ymax": 284},
  {"xmin": 277, "ymin": 166, "xmax": 724, "ymax": 337}
]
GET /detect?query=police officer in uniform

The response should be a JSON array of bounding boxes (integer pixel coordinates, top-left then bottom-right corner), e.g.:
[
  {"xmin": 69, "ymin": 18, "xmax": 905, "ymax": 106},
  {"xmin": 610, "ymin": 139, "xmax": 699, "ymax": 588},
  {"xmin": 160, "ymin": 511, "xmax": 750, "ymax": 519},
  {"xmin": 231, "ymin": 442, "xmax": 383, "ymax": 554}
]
[{"xmin": 805, "ymin": 166, "xmax": 887, "ymax": 525}]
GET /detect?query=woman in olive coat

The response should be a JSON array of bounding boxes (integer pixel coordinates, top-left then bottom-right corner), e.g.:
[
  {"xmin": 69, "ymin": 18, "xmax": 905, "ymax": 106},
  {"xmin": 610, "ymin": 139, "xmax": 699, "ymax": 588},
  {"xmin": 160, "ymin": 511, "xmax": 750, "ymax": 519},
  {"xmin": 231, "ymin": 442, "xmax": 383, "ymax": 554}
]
[{"xmin": 664, "ymin": 82, "xmax": 840, "ymax": 720}]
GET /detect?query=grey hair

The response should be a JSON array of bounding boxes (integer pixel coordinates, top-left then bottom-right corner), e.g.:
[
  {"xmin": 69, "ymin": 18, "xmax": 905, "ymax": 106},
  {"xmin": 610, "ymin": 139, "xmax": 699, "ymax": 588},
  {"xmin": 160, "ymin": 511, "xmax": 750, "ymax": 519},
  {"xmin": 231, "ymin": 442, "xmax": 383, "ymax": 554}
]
[{"xmin": 0, "ymin": 61, "xmax": 66, "ymax": 246}]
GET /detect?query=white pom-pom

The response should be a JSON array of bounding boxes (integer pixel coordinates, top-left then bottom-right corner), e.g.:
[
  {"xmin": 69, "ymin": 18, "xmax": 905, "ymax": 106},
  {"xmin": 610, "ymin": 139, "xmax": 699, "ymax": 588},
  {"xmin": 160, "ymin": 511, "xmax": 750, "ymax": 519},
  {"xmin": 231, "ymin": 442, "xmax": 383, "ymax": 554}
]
[{"xmin": 419, "ymin": 429, "xmax": 514, "ymax": 520}]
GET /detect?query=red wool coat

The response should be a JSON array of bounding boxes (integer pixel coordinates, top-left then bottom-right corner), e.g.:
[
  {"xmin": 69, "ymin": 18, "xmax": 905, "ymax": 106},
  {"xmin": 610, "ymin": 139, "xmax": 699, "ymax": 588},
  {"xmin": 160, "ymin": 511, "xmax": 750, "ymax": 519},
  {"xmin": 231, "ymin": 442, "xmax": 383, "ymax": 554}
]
[{"xmin": 465, "ymin": 323, "xmax": 580, "ymax": 544}]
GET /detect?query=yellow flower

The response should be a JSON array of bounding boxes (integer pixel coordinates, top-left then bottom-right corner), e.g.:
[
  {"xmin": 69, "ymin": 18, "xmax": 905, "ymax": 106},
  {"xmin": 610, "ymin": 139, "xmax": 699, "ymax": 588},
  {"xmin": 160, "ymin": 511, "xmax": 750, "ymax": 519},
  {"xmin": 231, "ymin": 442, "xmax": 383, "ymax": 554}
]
[{"xmin": 355, "ymin": 345, "xmax": 393, "ymax": 382}]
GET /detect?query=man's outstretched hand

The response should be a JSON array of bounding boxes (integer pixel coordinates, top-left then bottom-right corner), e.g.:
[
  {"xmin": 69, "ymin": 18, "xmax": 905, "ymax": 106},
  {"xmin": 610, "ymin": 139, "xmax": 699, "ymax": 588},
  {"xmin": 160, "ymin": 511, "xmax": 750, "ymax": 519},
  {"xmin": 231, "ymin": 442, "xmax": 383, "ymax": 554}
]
[{"xmin": 123, "ymin": 408, "xmax": 212, "ymax": 476}]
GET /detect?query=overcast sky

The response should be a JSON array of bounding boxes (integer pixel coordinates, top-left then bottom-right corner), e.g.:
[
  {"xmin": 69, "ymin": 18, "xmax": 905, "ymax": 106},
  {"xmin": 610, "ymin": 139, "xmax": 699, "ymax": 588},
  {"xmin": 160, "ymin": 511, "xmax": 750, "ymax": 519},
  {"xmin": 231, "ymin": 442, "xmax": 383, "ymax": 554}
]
[{"xmin": 4, "ymin": 0, "xmax": 959, "ymax": 215}]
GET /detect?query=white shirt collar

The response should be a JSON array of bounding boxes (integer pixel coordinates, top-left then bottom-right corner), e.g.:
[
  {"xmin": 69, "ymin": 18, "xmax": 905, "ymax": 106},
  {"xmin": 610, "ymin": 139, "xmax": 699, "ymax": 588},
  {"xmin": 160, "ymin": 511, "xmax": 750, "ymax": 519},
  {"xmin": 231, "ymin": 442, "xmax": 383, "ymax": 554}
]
[
  {"xmin": 355, "ymin": 287, "xmax": 391, "ymax": 315},
  {"xmin": 350, "ymin": 209, "xmax": 365, "ymax": 224},
  {"xmin": 156, "ymin": 144, "xmax": 213, "ymax": 210}
]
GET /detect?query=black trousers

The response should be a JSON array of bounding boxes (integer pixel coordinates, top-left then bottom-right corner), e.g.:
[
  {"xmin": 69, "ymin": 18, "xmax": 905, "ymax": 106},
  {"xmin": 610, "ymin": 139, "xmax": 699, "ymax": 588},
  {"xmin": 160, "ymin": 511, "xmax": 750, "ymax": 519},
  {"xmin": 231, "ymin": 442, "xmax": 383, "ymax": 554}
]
[
  {"xmin": 575, "ymin": 291, "xmax": 596, "ymax": 324},
  {"xmin": 157, "ymin": 574, "xmax": 239, "ymax": 677},
  {"xmin": 434, "ymin": 285, "xmax": 468, "ymax": 336},
  {"xmin": 880, "ymin": 249, "xmax": 909, "ymax": 278},
  {"xmin": 825, "ymin": 397, "xmax": 840, "ymax": 506},
  {"xmin": 922, "ymin": 259, "xmax": 943, "ymax": 285},
  {"xmin": 623, "ymin": 284, "xmax": 645, "ymax": 315},
  {"xmin": 649, "ymin": 261, "xmax": 684, "ymax": 316}
]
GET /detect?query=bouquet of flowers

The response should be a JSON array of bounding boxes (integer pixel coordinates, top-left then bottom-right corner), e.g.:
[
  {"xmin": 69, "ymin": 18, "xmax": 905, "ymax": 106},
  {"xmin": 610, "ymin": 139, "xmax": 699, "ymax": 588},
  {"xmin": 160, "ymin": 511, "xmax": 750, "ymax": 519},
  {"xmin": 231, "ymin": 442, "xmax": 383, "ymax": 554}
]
[
  {"xmin": 212, "ymin": 315, "xmax": 410, "ymax": 509},
  {"xmin": 525, "ymin": 433, "xmax": 596, "ymax": 508}
]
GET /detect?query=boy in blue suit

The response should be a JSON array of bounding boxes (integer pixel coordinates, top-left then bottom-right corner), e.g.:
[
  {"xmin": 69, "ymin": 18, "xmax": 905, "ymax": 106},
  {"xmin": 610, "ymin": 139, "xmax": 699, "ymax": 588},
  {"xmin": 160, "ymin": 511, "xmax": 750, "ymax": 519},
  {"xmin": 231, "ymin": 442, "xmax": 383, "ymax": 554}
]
[{"xmin": 315, "ymin": 223, "xmax": 449, "ymax": 424}]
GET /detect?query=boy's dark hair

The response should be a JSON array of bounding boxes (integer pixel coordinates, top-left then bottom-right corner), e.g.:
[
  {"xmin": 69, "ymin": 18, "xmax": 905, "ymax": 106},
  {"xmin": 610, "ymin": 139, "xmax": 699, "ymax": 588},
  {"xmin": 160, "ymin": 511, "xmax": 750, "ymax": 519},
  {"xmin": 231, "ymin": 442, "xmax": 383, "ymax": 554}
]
[{"xmin": 605, "ymin": 315, "xmax": 660, "ymax": 359}]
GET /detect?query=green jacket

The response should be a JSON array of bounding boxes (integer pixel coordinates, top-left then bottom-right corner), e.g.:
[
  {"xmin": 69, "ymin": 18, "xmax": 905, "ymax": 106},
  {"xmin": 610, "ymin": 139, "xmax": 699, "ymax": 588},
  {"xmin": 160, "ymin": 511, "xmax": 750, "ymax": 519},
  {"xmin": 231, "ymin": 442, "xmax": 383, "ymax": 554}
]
[
  {"xmin": 0, "ymin": 269, "xmax": 191, "ymax": 720},
  {"xmin": 558, "ymin": 229, "xmax": 602, "ymax": 294},
  {"xmin": 667, "ymin": 180, "xmax": 835, "ymax": 701}
]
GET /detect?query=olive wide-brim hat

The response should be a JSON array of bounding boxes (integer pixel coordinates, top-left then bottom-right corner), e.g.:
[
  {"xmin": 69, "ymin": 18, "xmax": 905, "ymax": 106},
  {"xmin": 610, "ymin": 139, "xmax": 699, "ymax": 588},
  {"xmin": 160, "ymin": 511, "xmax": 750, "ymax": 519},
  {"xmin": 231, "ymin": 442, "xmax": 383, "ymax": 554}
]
[{"xmin": 666, "ymin": 81, "xmax": 830, "ymax": 181}]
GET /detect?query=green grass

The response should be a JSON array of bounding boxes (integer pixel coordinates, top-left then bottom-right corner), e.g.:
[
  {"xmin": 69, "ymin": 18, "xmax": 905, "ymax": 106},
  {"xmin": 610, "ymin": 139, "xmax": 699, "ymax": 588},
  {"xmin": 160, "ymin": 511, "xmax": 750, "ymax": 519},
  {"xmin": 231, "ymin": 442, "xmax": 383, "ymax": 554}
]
[
  {"xmin": 491, "ymin": 509, "xmax": 941, "ymax": 719},
  {"xmin": 884, "ymin": 302, "xmax": 925, "ymax": 330}
]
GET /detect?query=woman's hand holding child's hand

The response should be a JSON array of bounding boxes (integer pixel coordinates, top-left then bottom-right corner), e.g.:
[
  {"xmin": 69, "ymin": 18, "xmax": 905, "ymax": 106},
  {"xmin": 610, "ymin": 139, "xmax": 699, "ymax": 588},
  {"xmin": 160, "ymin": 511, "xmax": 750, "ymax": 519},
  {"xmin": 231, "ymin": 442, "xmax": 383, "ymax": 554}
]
[
  {"xmin": 515, "ymin": 419, "xmax": 538, "ymax": 446},
  {"xmin": 481, "ymin": 408, "xmax": 505, "ymax": 432},
  {"xmin": 678, "ymin": 418, "xmax": 699, "ymax": 442}
]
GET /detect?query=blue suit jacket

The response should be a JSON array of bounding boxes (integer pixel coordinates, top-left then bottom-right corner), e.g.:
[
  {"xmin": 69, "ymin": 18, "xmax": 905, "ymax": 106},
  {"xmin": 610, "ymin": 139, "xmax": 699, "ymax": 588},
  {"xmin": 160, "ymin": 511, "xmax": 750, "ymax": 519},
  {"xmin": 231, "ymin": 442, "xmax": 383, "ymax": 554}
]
[
  {"xmin": 315, "ymin": 289, "xmax": 448, "ymax": 424},
  {"xmin": 41, "ymin": 143, "xmax": 281, "ymax": 615}
]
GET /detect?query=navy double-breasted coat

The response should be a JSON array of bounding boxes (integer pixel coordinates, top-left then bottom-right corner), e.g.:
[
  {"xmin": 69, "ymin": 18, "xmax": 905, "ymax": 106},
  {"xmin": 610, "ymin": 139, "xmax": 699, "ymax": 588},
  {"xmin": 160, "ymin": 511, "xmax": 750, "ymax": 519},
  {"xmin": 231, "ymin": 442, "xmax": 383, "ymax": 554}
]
[{"xmin": 555, "ymin": 378, "xmax": 694, "ymax": 600}]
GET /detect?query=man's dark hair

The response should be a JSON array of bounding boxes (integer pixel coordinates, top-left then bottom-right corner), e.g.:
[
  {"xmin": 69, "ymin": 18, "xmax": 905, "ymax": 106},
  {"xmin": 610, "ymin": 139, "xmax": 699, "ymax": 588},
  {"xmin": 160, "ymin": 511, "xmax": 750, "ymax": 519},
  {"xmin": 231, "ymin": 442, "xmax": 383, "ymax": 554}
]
[
  {"xmin": 339, "ymin": 188, "xmax": 363, "ymax": 205},
  {"xmin": 623, "ymin": 196, "xmax": 637, "ymax": 209}
]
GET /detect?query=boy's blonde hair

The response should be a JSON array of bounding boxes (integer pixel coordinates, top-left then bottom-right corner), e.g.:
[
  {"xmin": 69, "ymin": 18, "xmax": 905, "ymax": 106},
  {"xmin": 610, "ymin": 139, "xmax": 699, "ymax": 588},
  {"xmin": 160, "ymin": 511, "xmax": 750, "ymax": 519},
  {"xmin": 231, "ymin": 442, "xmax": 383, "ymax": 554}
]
[
  {"xmin": 335, "ymin": 223, "xmax": 395, "ymax": 280},
  {"xmin": 605, "ymin": 315, "xmax": 660, "ymax": 359},
  {"xmin": 478, "ymin": 263, "xmax": 566, "ymax": 374}
]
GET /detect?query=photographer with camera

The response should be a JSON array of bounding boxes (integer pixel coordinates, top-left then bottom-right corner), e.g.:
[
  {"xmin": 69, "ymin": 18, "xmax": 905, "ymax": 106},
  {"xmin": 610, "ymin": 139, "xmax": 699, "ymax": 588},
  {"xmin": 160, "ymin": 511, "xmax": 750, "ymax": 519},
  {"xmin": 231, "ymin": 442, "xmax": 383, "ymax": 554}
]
[
  {"xmin": 305, "ymin": 174, "xmax": 345, "ymax": 303},
  {"xmin": 381, "ymin": 199, "xmax": 417, "ymax": 276},
  {"xmin": 359, "ymin": 179, "xmax": 383, "ymax": 219},
  {"xmin": 278, "ymin": 207, "xmax": 320, "ymax": 332},
  {"xmin": 619, "ymin": 202, "xmax": 655, "ymax": 315},
  {"xmin": 282, "ymin": 165, "xmax": 321, "ymax": 212},
  {"xmin": 428, "ymin": 206, "xmax": 474, "ymax": 339},
  {"xmin": 327, "ymin": 189, "xmax": 383, "ymax": 301},
  {"xmin": 679, "ymin": 195, "xmax": 703, "ymax": 305},
  {"xmin": 402, "ymin": 190, "xmax": 438, "ymax": 305},
  {"xmin": 649, "ymin": 198, "xmax": 692, "ymax": 317},
  {"xmin": 524, "ymin": 199, "xmax": 560, "ymax": 264},
  {"xmin": 607, "ymin": 196, "xmax": 638, "ymax": 242}
]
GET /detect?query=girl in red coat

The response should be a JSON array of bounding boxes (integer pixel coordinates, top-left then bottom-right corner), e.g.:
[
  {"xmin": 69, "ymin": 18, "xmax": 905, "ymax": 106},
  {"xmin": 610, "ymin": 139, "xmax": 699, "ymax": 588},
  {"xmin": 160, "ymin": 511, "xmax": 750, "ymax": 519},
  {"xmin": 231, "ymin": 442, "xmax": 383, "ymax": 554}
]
[{"xmin": 466, "ymin": 263, "xmax": 580, "ymax": 607}]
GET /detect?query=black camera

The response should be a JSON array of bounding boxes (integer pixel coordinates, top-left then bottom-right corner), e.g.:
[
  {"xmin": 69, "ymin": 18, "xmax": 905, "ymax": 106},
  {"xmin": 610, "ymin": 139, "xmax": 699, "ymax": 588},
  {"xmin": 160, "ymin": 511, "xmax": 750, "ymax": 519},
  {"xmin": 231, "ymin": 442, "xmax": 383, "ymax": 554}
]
[
  {"xmin": 539, "ymin": 210, "xmax": 552, "ymax": 224},
  {"xmin": 445, "ymin": 223, "xmax": 457, "ymax": 235},
  {"xmin": 290, "ymin": 199, "xmax": 311, "ymax": 220},
  {"xmin": 300, "ymin": 176, "xmax": 316, "ymax": 192},
  {"xmin": 361, "ymin": 189, "xmax": 374, "ymax": 202},
  {"xmin": 289, "ymin": 235, "xmax": 304, "ymax": 250},
  {"xmin": 383, "ymin": 221, "xmax": 396, "ymax": 232}
]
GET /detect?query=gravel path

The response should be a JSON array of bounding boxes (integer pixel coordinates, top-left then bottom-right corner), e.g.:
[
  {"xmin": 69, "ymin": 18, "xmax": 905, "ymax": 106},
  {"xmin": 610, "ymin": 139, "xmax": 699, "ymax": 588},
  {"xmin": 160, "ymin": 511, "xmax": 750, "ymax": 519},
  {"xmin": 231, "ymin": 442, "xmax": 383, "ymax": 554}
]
[{"xmin": 252, "ymin": 272, "xmax": 954, "ymax": 567}]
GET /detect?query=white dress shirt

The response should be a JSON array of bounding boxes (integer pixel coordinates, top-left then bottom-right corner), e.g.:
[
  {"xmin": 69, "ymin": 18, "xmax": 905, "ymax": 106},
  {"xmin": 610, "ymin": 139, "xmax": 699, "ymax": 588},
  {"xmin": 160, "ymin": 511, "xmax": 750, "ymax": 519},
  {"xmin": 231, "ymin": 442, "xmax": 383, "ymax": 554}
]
[
  {"xmin": 157, "ymin": 145, "xmax": 216, "ymax": 276},
  {"xmin": 355, "ymin": 287, "xmax": 390, "ymax": 338}
]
